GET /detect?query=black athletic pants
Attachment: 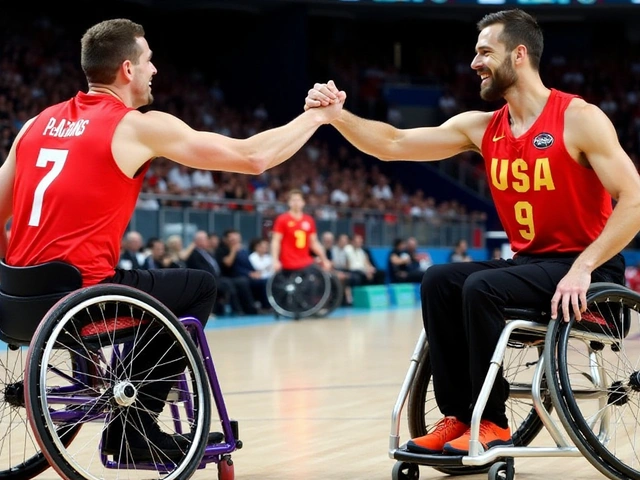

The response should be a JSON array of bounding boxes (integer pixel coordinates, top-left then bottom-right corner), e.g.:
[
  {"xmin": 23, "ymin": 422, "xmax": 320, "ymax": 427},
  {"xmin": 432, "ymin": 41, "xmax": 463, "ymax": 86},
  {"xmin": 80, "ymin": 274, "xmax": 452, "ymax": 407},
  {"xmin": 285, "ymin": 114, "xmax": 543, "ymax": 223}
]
[
  {"xmin": 420, "ymin": 253, "xmax": 625, "ymax": 428},
  {"xmin": 102, "ymin": 268, "xmax": 217, "ymax": 414}
]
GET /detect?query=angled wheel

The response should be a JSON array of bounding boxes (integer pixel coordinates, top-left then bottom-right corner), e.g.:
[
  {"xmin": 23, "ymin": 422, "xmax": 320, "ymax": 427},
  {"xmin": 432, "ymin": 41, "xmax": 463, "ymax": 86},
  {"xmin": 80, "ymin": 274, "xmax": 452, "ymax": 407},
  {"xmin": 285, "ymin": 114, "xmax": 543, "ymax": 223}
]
[
  {"xmin": 407, "ymin": 340, "xmax": 550, "ymax": 475},
  {"xmin": 547, "ymin": 282, "xmax": 640, "ymax": 480},
  {"xmin": 267, "ymin": 266, "xmax": 331, "ymax": 319},
  {"xmin": 24, "ymin": 284, "xmax": 211, "ymax": 480},
  {"xmin": 1, "ymin": 342, "xmax": 81, "ymax": 480}
]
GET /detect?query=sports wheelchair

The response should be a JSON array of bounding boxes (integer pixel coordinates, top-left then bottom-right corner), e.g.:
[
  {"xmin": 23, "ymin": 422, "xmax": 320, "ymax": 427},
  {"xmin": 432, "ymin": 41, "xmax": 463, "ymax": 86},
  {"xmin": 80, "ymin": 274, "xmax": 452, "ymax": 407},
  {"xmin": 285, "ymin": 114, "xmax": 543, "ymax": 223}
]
[
  {"xmin": 266, "ymin": 264, "xmax": 343, "ymax": 320},
  {"xmin": 390, "ymin": 282, "xmax": 640, "ymax": 480},
  {"xmin": 0, "ymin": 260, "xmax": 241, "ymax": 480}
]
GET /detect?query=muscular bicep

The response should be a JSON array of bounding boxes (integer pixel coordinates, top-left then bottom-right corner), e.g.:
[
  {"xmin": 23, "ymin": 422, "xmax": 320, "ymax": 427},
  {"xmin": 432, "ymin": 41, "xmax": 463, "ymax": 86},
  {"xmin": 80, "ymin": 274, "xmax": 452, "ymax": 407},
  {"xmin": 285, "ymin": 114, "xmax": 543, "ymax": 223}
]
[
  {"xmin": 572, "ymin": 104, "xmax": 640, "ymax": 200},
  {"xmin": 117, "ymin": 111, "xmax": 264, "ymax": 175},
  {"xmin": 383, "ymin": 111, "xmax": 488, "ymax": 161}
]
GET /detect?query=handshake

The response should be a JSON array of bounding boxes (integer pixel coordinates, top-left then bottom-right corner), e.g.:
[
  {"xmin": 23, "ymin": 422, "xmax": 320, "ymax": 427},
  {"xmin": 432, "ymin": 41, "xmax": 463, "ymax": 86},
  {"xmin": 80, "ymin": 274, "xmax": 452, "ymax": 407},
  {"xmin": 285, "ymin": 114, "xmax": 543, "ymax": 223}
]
[{"xmin": 304, "ymin": 80, "xmax": 346, "ymax": 116}]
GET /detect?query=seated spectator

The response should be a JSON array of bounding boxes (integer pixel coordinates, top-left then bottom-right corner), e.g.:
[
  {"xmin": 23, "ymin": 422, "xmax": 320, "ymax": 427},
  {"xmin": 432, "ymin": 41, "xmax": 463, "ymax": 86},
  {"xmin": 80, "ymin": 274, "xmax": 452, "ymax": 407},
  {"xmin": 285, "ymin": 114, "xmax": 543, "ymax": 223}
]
[
  {"xmin": 345, "ymin": 233, "xmax": 385, "ymax": 285},
  {"xmin": 248, "ymin": 237, "xmax": 274, "ymax": 279},
  {"xmin": 186, "ymin": 230, "xmax": 242, "ymax": 316},
  {"xmin": 215, "ymin": 229, "xmax": 260, "ymax": 314},
  {"xmin": 406, "ymin": 236, "xmax": 433, "ymax": 273},
  {"xmin": 118, "ymin": 230, "xmax": 145, "ymax": 270},
  {"xmin": 449, "ymin": 239, "xmax": 473, "ymax": 263},
  {"xmin": 388, "ymin": 237, "xmax": 424, "ymax": 283},
  {"xmin": 165, "ymin": 234, "xmax": 195, "ymax": 268},
  {"xmin": 142, "ymin": 238, "xmax": 180, "ymax": 269}
]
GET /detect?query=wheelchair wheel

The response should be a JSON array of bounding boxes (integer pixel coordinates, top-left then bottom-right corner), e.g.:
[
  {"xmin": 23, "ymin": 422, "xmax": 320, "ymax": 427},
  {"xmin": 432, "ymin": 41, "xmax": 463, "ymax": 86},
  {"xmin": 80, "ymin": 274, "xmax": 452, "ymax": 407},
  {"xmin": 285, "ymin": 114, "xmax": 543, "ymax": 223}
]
[
  {"xmin": 267, "ymin": 266, "xmax": 332, "ymax": 319},
  {"xmin": 314, "ymin": 273, "xmax": 344, "ymax": 318},
  {"xmin": 547, "ymin": 282, "xmax": 640, "ymax": 480},
  {"xmin": 1, "ymin": 343, "xmax": 81, "ymax": 480},
  {"xmin": 407, "ymin": 341, "xmax": 551, "ymax": 475},
  {"xmin": 24, "ymin": 284, "xmax": 212, "ymax": 480}
]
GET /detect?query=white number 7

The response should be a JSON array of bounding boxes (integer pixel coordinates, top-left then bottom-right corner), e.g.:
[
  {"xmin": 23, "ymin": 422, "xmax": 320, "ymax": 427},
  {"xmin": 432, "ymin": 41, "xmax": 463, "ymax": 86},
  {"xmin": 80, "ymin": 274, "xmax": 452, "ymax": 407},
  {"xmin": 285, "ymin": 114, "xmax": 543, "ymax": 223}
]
[{"xmin": 28, "ymin": 148, "xmax": 68, "ymax": 227}]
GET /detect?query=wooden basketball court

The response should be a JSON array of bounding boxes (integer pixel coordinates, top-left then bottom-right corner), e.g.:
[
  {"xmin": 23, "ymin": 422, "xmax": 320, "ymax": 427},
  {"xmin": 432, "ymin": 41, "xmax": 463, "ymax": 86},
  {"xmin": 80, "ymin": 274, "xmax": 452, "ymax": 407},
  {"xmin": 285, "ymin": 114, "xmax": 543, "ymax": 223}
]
[{"xmin": 26, "ymin": 305, "xmax": 609, "ymax": 480}]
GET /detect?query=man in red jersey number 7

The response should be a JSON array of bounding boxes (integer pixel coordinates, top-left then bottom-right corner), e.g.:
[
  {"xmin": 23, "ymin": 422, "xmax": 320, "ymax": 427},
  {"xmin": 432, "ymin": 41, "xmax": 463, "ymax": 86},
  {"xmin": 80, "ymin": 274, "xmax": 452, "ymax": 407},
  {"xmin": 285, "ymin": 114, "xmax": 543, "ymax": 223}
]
[
  {"xmin": 305, "ymin": 9, "xmax": 640, "ymax": 455},
  {"xmin": 0, "ymin": 18, "xmax": 345, "ymax": 461}
]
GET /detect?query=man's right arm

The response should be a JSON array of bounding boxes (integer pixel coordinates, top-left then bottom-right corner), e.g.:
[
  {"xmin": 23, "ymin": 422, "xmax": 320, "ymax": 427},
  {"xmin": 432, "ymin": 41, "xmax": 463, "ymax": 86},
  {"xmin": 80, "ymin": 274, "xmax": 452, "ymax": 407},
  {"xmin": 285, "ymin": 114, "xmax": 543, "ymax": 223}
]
[
  {"xmin": 305, "ymin": 80, "xmax": 490, "ymax": 162},
  {"xmin": 113, "ymin": 95, "xmax": 346, "ymax": 178},
  {"xmin": 271, "ymin": 231, "xmax": 283, "ymax": 272}
]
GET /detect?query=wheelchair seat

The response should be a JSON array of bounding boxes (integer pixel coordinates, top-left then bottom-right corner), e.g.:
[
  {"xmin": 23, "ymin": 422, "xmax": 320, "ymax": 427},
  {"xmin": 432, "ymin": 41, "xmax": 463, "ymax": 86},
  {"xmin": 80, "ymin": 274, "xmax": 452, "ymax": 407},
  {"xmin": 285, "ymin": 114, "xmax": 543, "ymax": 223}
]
[{"xmin": 0, "ymin": 260, "xmax": 82, "ymax": 345}]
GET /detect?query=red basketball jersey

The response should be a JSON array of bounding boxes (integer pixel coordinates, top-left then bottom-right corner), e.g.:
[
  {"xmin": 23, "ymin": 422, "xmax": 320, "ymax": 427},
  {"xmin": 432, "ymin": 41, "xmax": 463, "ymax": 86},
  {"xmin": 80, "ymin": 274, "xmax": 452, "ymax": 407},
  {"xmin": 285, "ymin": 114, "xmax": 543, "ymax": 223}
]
[
  {"xmin": 272, "ymin": 212, "xmax": 316, "ymax": 270},
  {"xmin": 6, "ymin": 92, "xmax": 149, "ymax": 285},
  {"xmin": 481, "ymin": 89, "xmax": 612, "ymax": 256}
]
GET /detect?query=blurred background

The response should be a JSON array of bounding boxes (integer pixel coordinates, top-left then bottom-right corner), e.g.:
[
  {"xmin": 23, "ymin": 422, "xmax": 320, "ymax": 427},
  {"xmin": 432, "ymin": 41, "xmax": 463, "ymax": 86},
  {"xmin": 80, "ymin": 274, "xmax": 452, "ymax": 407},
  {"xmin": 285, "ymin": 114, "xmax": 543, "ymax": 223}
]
[{"xmin": 3, "ymin": 0, "xmax": 640, "ymax": 302}]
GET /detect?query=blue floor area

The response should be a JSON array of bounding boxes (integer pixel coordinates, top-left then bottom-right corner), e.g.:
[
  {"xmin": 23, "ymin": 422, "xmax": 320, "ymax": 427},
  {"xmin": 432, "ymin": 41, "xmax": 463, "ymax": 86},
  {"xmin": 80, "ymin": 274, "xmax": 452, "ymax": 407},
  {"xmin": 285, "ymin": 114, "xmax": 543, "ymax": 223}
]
[{"xmin": 204, "ymin": 304, "xmax": 419, "ymax": 330}]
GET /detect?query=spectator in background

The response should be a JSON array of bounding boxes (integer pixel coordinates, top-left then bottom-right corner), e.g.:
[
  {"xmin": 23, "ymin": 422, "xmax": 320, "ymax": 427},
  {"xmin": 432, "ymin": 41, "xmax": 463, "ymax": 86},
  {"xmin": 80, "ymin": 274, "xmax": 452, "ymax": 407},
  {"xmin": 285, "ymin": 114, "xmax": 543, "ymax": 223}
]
[
  {"xmin": 215, "ymin": 229, "xmax": 262, "ymax": 313},
  {"xmin": 142, "ymin": 238, "xmax": 179, "ymax": 269},
  {"xmin": 186, "ymin": 230, "xmax": 242, "ymax": 316},
  {"xmin": 388, "ymin": 238, "xmax": 425, "ymax": 283},
  {"xmin": 165, "ymin": 234, "xmax": 195, "ymax": 268},
  {"xmin": 449, "ymin": 239, "xmax": 473, "ymax": 263},
  {"xmin": 345, "ymin": 233, "xmax": 385, "ymax": 285},
  {"xmin": 118, "ymin": 230, "xmax": 145, "ymax": 270},
  {"xmin": 249, "ymin": 237, "xmax": 274, "ymax": 279},
  {"xmin": 406, "ymin": 236, "xmax": 433, "ymax": 274}
]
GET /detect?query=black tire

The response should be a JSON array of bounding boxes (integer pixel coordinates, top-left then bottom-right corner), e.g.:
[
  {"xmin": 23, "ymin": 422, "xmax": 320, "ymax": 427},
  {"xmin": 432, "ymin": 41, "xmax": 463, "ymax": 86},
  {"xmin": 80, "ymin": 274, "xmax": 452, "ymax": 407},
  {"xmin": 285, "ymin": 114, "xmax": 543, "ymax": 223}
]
[
  {"xmin": 267, "ymin": 266, "xmax": 332, "ymax": 319},
  {"xmin": 392, "ymin": 461, "xmax": 420, "ymax": 480},
  {"xmin": 407, "ymin": 341, "xmax": 551, "ymax": 475},
  {"xmin": 24, "ymin": 284, "xmax": 211, "ymax": 480},
  {"xmin": 314, "ymin": 273, "xmax": 344, "ymax": 318},
  {"xmin": 551, "ymin": 283, "xmax": 640, "ymax": 480},
  {"xmin": 1, "ymin": 344, "xmax": 81, "ymax": 479}
]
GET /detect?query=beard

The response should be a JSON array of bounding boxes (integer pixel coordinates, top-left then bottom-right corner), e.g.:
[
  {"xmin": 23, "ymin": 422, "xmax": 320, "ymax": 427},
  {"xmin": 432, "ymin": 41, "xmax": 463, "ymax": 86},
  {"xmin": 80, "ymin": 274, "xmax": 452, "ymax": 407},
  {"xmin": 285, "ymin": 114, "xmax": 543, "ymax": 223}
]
[{"xmin": 480, "ymin": 59, "xmax": 517, "ymax": 102}]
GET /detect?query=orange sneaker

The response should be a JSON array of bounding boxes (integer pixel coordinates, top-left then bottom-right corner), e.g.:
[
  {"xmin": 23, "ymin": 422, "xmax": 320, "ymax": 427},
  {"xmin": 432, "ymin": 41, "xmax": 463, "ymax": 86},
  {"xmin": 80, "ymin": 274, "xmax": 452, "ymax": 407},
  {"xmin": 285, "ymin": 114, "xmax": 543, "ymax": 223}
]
[
  {"xmin": 406, "ymin": 417, "xmax": 469, "ymax": 454},
  {"xmin": 443, "ymin": 420, "xmax": 512, "ymax": 455}
]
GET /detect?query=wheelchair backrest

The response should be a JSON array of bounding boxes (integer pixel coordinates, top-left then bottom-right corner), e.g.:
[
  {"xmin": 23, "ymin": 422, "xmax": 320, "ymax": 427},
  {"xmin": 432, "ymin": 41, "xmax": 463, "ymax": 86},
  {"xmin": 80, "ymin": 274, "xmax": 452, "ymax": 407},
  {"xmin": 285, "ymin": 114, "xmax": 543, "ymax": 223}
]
[{"xmin": 0, "ymin": 260, "xmax": 83, "ymax": 345}]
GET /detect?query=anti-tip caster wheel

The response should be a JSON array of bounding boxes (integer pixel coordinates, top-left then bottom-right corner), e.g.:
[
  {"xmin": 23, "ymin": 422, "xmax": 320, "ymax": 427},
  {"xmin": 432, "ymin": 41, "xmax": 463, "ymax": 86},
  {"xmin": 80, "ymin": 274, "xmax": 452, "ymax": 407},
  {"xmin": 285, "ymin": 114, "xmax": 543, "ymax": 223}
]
[
  {"xmin": 392, "ymin": 461, "xmax": 419, "ymax": 480},
  {"xmin": 218, "ymin": 456, "xmax": 234, "ymax": 480},
  {"xmin": 488, "ymin": 458, "xmax": 515, "ymax": 480}
]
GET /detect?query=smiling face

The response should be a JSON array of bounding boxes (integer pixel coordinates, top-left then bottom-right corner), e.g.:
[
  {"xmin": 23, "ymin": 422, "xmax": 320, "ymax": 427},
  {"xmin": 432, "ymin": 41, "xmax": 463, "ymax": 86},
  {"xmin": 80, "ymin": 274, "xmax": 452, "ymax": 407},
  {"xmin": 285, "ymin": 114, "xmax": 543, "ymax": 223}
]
[
  {"xmin": 131, "ymin": 36, "xmax": 157, "ymax": 108},
  {"xmin": 471, "ymin": 24, "xmax": 518, "ymax": 102}
]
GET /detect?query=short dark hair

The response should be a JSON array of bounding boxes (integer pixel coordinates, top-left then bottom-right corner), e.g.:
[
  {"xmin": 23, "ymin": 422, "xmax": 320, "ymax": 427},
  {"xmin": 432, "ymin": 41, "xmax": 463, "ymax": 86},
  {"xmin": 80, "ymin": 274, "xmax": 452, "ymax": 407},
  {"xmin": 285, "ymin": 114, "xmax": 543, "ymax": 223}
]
[
  {"xmin": 81, "ymin": 18, "xmax": 145, "ymax": 85},
  {"xmin": 477, "ymin": 9, "xmax": 543, "ymax": 71},
  {"xmin": 287, "ymin": 188, "xmax": 304, "ymax": 200}
]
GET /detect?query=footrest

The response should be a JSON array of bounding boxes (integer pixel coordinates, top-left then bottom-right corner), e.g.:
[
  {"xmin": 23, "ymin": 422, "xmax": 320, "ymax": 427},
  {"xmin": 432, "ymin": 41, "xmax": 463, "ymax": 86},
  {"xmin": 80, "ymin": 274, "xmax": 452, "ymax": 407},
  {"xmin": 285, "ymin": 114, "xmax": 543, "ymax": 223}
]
[{"xmin": 393, "ymin": 447, "xmax": 465, "ymax": 466}]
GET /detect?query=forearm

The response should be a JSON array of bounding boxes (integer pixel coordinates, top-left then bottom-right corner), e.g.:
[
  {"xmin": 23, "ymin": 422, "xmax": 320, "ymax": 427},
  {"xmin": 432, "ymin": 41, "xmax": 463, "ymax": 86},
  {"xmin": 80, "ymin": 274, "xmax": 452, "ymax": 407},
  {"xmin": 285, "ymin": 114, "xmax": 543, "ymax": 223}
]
[
  {"xmin": 271, "ymin": 242, "xmax": 281, "ymax": 262},
  {"xmin": 332, "ymin": 109, "xmax": 399, "ymax": 161},
  {"xmin": 179, "ymin": 243, "xmax": 196, "ymax": 261},
  {"xmin": 248, "ymin": 109, "xmax": 325, "ymax": 170},
  {"xmin": 222, "ymin": 251, "xmax": 237, "ymax": 267},
  {"xmin": 310, "ymin": 240, "xmax": 328, "ymax": 262},
  {"xmin": 573, "ymin": 197, "xmax": 640, "ymax": 273}
]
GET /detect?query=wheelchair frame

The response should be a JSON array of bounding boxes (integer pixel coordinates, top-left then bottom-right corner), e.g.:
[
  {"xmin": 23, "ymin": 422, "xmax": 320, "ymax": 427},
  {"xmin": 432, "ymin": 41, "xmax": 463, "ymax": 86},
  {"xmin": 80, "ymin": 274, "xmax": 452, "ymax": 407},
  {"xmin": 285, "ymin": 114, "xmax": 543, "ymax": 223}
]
[
  {"xmin": 389, "ymin": 282, "xmax": 640, "ymax": 480},
  {"xmin": 1, "ymin": 283, "xmax": 242, "ymax": 480}
]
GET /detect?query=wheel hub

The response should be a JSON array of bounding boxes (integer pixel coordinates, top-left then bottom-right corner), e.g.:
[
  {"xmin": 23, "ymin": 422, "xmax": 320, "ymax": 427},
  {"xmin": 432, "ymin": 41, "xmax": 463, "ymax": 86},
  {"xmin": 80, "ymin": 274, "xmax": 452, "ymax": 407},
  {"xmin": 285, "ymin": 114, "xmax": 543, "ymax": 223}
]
[
  {"xmin": 112, "ymin": 381, "xmax": 137, "ymax": 407},
  {"xmin": 607, "ymin": 380, "xmax": 629, "ymax": 406},
  {"xmin": 3, "ymin": 381, "xmax": 25, "ymax": 408}
]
